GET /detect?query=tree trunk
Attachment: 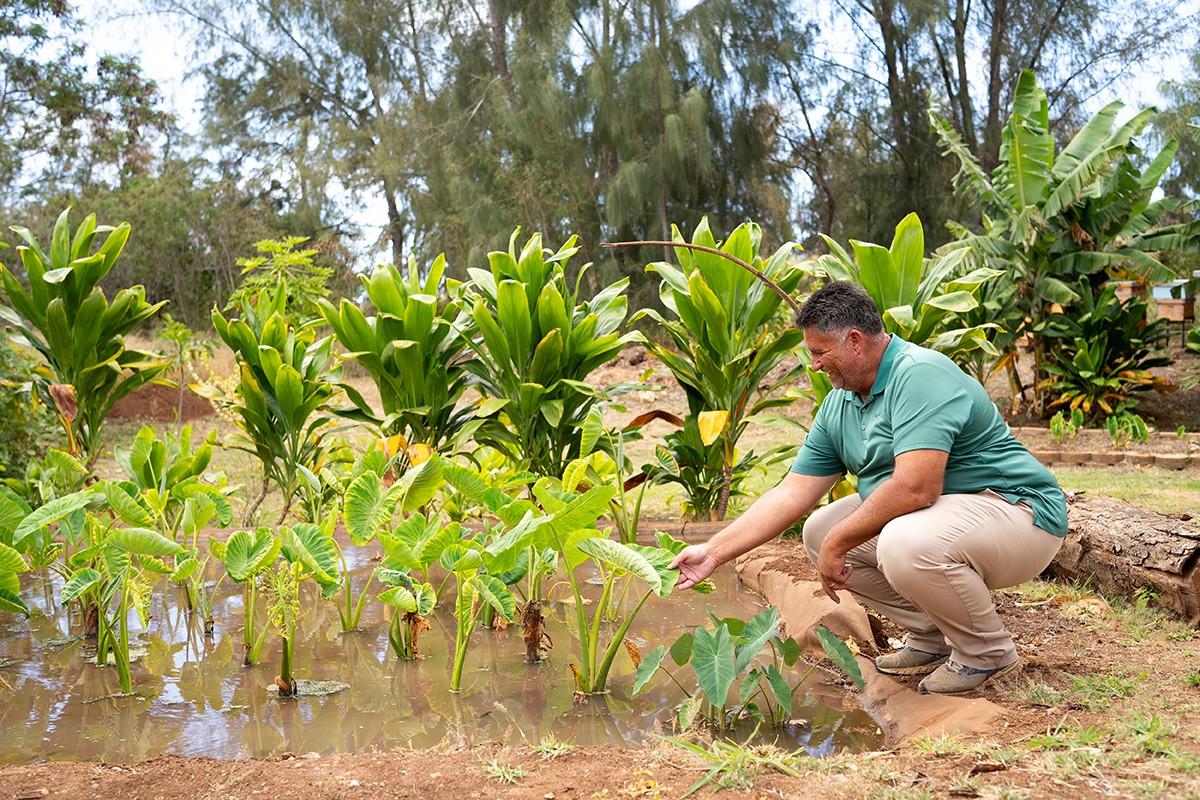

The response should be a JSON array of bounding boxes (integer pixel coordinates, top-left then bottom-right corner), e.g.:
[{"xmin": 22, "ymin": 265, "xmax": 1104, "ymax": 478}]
[{"xmin": 1048, "ymin": 494, "xmax": 1200, "ymax": 624}]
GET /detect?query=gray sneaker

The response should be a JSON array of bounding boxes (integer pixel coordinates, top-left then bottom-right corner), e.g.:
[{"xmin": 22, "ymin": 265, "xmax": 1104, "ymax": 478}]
[
  {"xmin": 874, "ymin": 647, "xmax": 950, "ymax": 676},
  {"xmin": 918, "ymin": 658, "xmax": 1022, "ymax": 695}
]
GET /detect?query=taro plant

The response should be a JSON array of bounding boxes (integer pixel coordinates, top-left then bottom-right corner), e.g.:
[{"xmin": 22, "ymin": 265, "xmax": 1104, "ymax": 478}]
[
  {"xmin": 633, "ymin": 607, "xmax": 864, "ymax": 733},
  {"xmin": 377, "ymin": 569, "xmax": 437, "ymax": 660},
  {"xmin": 1050, "ymin": 408, "xmax": 1085, "ymax": 442},
  {"xmin": 49, "ymin": 490, "xmax": 186, "ymax": 694},
  {"xmin": 0, "ymin": 208, "xmax": 170, "ymax": 467},
  {"xmin": 203, "ymin": 283, "xmax": 341, "ymax": 523},
  {"xmin": 440, "ymin": 540, "xmax": 516, "ymax": 692},
  {"xmin": 463, "ymin": 230, "xmax": 641, "ymax": 478},
  {"xmin": 809, "ymin": 211, "xmax": 1002, "ymax": 364},
  {"xmin": 932, "ymin": 69, "xmax": 1200, "ymax": 415},
  {"xmin": 336, "ymin": 452, "xmax": 444, "ymax": 632},
  {"xmin": 635, "ymin": 219, "xmax": 807, "ymax": 520},
  {"xmin": 1106, "ymin": 410, "xmax": 1150, "ymax": 447},
  {"xmin": 319, "ymin": 254, "xmax": 479, "ymax": 456},
  {"xmin": 267, "ymin": 523, "xmax": 342, "ymax": 696},
  {"xmin": 211, "ymin": 527, "xmax": 282, "ymax": 666}
]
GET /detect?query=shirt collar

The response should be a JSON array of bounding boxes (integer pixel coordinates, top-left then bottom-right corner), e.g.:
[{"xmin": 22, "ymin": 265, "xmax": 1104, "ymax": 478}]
[{"xmin": 864, "ymin": 334, "xmax": 902, "ymax": 401}]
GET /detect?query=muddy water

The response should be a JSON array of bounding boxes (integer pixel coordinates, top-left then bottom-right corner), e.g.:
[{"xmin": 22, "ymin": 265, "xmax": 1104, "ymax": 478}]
[{"xmin": 0, "ymin": 541, "xmax": 882, "ymax": 763}]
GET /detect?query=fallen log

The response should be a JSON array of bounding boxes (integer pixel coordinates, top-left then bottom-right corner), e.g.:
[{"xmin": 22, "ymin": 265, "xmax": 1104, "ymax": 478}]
[{"xmin": 1049, "ymin": 493, "xmax": 1200, "ymax": 624}]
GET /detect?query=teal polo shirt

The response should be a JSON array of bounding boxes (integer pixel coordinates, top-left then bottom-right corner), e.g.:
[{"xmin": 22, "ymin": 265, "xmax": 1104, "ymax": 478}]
[{"xmin": 791, "ymin": 335, "xmax": 1068, "ymax": 536}]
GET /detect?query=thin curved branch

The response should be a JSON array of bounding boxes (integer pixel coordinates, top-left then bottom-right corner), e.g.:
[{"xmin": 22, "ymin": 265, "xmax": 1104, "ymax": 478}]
[{"xmin": 601, "ymin": 240, "xmax": 802, "ymax": 313}]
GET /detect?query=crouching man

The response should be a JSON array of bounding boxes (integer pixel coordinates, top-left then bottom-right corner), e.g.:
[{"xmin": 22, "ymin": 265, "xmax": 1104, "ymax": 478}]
[{"xmin": 670, "ymin": 281, "xmax": 1067, "ymax": 694}]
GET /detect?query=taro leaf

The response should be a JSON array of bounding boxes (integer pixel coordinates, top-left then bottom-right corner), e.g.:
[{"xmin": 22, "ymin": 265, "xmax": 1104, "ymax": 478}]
[
  {"xmin": 171, "ymin": 557, "xmax": 200, "ymax": 583},
  {"xmin": 108, "ymin": 527, "xmax": 185, "ymax": 557},
  {"xmin": 386, "ymin": 455, "xmax": 443, "ymax": 514},
  {"xmin": 138, "ymin": 556, "xmax": 173, "ymax": 575},
  {"xmin": 0, "ymin": 584, "xmax": 28, "ymax": 617},
  {"xmin": 575, "ymin": 537, "xmax": 664, "ymax": 596},
  {"xmin": 379, "ymin": 584, "xmax": 418, "ymax": 613},
  {"xmin": 678, "ymin": 693, "xmax": 704, "ymax": 731},
  {"xmin": 344, "ymin": 471, "xmax": 395, "ymax": 546},
  {"xmin": 221, "ymin": 528, "xmax": 281, "ymax": 582},
  {"xmin": 176, "ymin": 483, "xmax": 233, "ymax": 527},
  {"xmin": 733, "ymin": 606, "xmax": 780, "ymax": 674},
  {"xmin": 282, "ymin": 524, "xmax": 339, "ymax": 585},
  {"xmin": 780, "ymin": 636, "xmax": 802, "ymax": 667},
  {"xmin": 738, "ymin": 669, "xmax": 761, "ymax": 705},
  {"xmin": 101, "ymin": 481, "xmax": 154, "ymax": 528},
  {"xmin": 692, "ymin": 624, "xmax": 736, "ymax": 707},
  {"xmin": 441, "ymin": 462, "xmax": 512, "ymax": 513},
  {"xmin": 440, "ymin": 543, "xmax": 483, "ymax": 573},
  {"xmin": 632, "ymin": 645, "xmax": 666, "ymax": 696},
  {"xmin": 469, "ymin": 574, "xmax": 514, "ymax": 622},
  {"xmin": 412, "ymin": 582, "xmax": 436, "ymax": 616},
  {"xmin": 378, "ymin": 532, "xmax": 420, "ymax": 571},
  {"xmin": 815, "ymin": 625, "xmax": 864, "ymax": 690},
  {"xmin": 0, "ymin": 541, "xmax": 28, "ymax": 573},
  {"xmin": 670, "ymin": 631, "xmax": 694, "ymax": 666},
  {"xmin": 13, "ymin": 492, "xmax": 95, "ymax": 544},
  {"xmin": 61, "ymin": 567, "xmax": 103, "ymax": 604},
  {"xmin": 765, "ymin": 664, "xmax": 793, "ymax": 716}
]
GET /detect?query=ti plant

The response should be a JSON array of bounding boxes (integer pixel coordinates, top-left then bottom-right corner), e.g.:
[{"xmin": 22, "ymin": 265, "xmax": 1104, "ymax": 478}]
[
  {"xmin": 635, "ymin": 219, "xmax": 806, "ymax": 520},
  {"xmin": 320, "ymin": 254, "xmax": 479, "ymax": 455},
  {"xmin": 809, "ymin": 211, "xmax": 1002, "ymax": 364},
  {"xmin": 633, "ymin": 607, "xmax": 864, "ymax": 733},
  {"xmin": 0, "ymin": 208, "xmax": 169, "ymax": 467},
  {"xmin": 463, "ymin": 229, "xmax": 641, "ymax": 478},
  {"xmin": 204, "ymin": 283, "xmax": 341, "ymax": 524}
]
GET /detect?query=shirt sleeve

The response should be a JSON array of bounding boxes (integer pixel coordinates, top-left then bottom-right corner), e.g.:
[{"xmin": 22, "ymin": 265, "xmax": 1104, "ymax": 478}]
[
  {"xmin": 888, "ymin": 360, "xmax": 971, "ymax": 455},
  {"xmin": 790, "ymin": 399, "xmax": 846, "ymax": 476}
]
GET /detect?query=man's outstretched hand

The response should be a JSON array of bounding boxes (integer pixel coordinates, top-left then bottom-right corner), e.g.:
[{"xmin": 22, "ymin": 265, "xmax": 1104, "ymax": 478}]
[{"xmin": 669, "ymin": 544, "xmax": 720, "ymax": 590}]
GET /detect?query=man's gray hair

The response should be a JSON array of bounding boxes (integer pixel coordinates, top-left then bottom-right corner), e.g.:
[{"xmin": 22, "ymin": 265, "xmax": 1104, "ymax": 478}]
[{"xmin": 794, "ymin": 281, "xmax": 884, "ymax": 335}]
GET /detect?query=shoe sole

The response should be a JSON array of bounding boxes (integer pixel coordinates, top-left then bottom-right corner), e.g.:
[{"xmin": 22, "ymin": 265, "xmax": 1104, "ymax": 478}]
[
  {"xmin": 874, "ymin": 656, "xmax": 949, "ymax": 677},
  {"xmin": 918, "ymin": 658, "xmax": 1023, "ymax": 695}
]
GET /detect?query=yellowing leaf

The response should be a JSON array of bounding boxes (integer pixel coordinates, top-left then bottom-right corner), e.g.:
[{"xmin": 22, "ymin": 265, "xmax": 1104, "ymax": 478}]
[
  {"xmin": 378, "ymin": 434, "xmax": 408, "ymax": 457},
  {"xmin": 698, "ymin": 410, "xmax": 729, "ymax": 446},
  {"xmin": 407, "ymin": 443, "xmax": 433, "ymax": 465}
]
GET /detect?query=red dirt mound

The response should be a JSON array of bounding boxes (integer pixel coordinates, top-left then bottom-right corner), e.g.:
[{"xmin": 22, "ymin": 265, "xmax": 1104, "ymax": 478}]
[{"xmin": 109, "ymin": 382, "xmax": 215, "ymax": 423}]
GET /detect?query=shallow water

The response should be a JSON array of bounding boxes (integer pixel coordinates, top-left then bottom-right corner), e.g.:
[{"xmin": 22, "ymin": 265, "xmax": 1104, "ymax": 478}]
[{"xmin": 0, "ymin": 538, "xmax": 882, "ymax": 763}]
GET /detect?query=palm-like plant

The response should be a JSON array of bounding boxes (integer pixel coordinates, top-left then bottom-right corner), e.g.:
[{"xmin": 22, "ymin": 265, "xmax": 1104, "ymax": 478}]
[
  {"xmin": 931, "ymin": 70, "xmax": 1200, "ymax": 414},
  {"xmin": 0, "ymin": 209, "xmax": 169, "ymax": 467},
  {"xmin": 319, "ymin": 254, "xmax": 477, "ymax": 455},
  {"xmin": 463, "ymin": 230, "xmax": 641, "ymax": 478},
  {"xmin": 635, "ymin": 219, "xmax": 806, "ymax": 520}
]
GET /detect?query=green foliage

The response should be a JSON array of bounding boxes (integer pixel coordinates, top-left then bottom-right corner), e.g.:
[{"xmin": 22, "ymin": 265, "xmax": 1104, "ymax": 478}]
[
  {"xmin": 0, "ymin": 208, "xmax": 170, "ymax": 466},
  {"xmin": 0, "ymin": 339, "xmax": 55, "ymax": 479},
  {"xmin": 211, "ymin": 527, "xmax": 283, "ymax": 665},
  {"xmin": 320, "ymin": 254, "xmax": 476, "ymax": 452},
  {"xmin": 226, "ymin": 237, "xmax": 333, "ymax": 325},
  {"xmin": 634, "ymin": 608, "xmax": 862, "ymax": 732},
  {"xmin": 205, "ymin": 284, "xmax": 341, "ymax": 524},
  {"xmin": 1049, "ymin": 408, "xmax": 1085, "ymax": 442},
  {"xmin": 636, "ymin": 218, "xmax": 806, "ymax": 519},
  {"xmin": 463, "ymin": 230, "xmax": 640, "ymax": 477},
  {"xmin": 810, "ymin": 212, "xmax": 1002, "ymax": 364},
  {"xmin": 933, "ymin": 70, "xmax": 1200, "ymax": 414},
  {"xmin": 1038, "ymin": 282, "xmax": 1173, "ymax": 419},
  {"xmin": 647, "ymin": 418, "xmax": 762, "ymax": 522},
  {"xmin": 1106, "ymin": 411, "xmax": 1149, "ymax": 447},
  {"xmin": 159, "ymin": 313, "xmax": 216, "ymax": 426}
]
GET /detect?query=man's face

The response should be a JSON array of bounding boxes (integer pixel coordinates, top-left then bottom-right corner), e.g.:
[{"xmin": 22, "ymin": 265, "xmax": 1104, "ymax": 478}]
[{"xmin": 803, "ymin": 327, "xmax": 857, "ymax": 391}]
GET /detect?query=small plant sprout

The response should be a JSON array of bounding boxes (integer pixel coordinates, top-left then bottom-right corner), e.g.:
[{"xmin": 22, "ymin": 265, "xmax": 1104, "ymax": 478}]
[
  {"xmin": 531, "ymin": 734, "xmax": 575, "ymax": 761},
  {"xmin": 480, "ymin": 757, "xmax": 526, "ymax": 784},
  {"xmin": 633, "ymin": 608, "xmax": 863, "ymax": 733},
  {"xmin": 665, "ymin": 735, "xmax": 809, "ymax": 797},
  {"xmin": 1049, "ymin": 408, "xmax": 1084, "ymax": 441}
]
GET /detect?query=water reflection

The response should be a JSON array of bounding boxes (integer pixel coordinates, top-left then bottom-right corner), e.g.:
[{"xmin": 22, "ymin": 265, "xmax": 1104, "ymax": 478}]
[{"xmin": 0, "ymin": 545, "xmax": 882, "ymax": 763}]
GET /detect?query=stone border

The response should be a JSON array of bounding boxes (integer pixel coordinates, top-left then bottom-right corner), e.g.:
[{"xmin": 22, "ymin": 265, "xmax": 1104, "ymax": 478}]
[{"xmin": 1011, "ymin": 426, "xmax": 1198, "ymax": 470}]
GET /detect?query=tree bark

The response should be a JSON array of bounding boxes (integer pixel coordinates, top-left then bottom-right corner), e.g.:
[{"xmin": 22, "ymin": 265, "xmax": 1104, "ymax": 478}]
[{"xmin": 1048, "ymin": 494, "xmax": 1200, "ymax": 623}]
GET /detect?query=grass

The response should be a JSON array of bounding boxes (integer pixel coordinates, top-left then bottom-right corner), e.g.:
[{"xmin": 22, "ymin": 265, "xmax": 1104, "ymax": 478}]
[
  {"xmin": 479, "ymin": 758, "xmax": 527, "ymax": 784},
  {"xmin": 1050, "ymin": 464, "xmax": 1200, "ymax": 516},
  {"xmin": 531, "ymin": 734, "xmax": 575, "ymax": 761}
]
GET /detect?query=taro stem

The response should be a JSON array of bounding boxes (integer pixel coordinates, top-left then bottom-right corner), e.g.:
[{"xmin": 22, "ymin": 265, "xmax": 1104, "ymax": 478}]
[{"xmin": 450, "ymin": 582, "xmax": 481, "ymax": 693}]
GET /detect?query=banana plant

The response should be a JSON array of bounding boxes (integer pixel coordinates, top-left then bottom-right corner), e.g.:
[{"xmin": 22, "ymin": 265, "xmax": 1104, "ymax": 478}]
[
  {"xmin": 809, "ymin": 211, "xmax": 1002, "ymax": 364},
  {"xmin": 337, "ymin": 453, "xmax": 443, "ymax": 632},
  {"xmin": 203, "ymin": 283, "xmax": 341, "ymax": 524},
  {"xmin": 0, "ymin": 208, "xmax": 170, "ymax": 467},
  {"xmin": 211, "ymin": 528, "xmax": 282, "ymax": 666},
  {"xmin": 633, "ymin": 608, "xmax": 864, "ymax": 732},
  {"xmin": 462, "ymin": 229, "xmax": 642, "ymax": 478},
  {"xmin": 634, "ymin": 219, "xmax": 806, "ymax": 520},
  {"xmin": 319, "ymin": 254, "xmax": 479, "ymax": 456},
  {"xmin": 931, "ymin": 69, "xmax": 1200, "ymax": 414}
]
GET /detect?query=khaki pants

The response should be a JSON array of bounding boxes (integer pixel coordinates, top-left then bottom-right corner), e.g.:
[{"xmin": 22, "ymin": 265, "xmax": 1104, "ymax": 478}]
[{"xmin": 802, "ymin": 492, "xmax": 1064, "ymax": 670}]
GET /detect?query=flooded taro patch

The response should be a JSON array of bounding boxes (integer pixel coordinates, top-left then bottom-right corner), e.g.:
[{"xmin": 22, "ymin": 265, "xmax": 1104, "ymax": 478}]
[{"xmin": 0, "ymin": 540, "xmax": 881, "ymax": 764}]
